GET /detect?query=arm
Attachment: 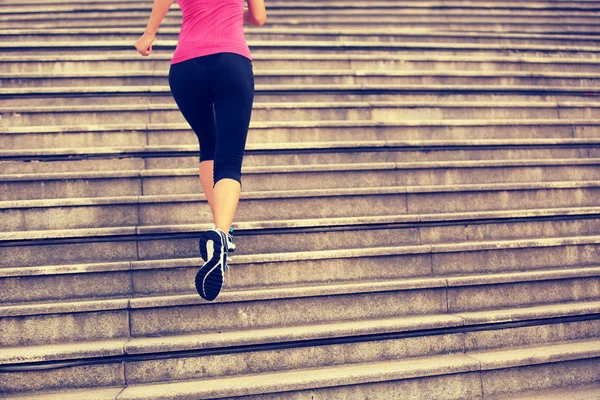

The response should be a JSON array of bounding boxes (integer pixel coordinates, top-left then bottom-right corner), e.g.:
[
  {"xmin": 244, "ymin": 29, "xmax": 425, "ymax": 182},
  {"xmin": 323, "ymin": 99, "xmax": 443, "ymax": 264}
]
[
  {"xmin": 244, "ymin": 0, "xmax": 267, "ymax": 26},
  {"xmin": 135, "ymin": 0, "xmax": 174, "ymax": 56}
]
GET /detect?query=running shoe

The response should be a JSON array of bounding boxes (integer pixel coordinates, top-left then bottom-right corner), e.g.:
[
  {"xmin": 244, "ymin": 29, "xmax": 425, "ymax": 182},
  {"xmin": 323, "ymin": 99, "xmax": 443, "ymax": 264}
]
[
  {"xmin": 196, "ymin": 229, "xmax": 228, "ymax": 301},
  {"xmin": 227, "ymin": 227, "xmax": 236, "ymax": 253},
  {"xmin": 203, "ymin": 226, "xmax": 235, "ymax": 258}
]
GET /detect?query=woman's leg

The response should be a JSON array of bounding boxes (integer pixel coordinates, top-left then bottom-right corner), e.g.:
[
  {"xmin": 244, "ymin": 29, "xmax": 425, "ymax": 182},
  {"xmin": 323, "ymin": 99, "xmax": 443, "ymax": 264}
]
[
  {"xmin": 211, "ymin": 54, "xmax": 255, "ymax": 233},
  {"xmin": 168, "ymin": 59, "xmax": 218, "ymax": 217},
  {"xmin": 199, "ymin": 160, "xmax": 216, "ymax": 216},
  {"xmin": 213, "ymin": 178, "xmax": 241, "ymax": 232}
]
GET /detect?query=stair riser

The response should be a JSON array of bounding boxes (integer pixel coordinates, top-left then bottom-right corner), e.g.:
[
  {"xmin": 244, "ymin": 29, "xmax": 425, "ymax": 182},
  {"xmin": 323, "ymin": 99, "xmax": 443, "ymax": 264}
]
[
  {"xmin": 2, "ymin": 13, "xmax": 600, "ymax": 24},
  {"xmin": 3, "ymin": 235, "xmax": 600, "ymax": 302},
  {"xmin": 449, "ymin": 277, "xmax": 600, "ymax": 313},
  {"xmin": 3, "ymin": 92, "xmax": 598, "ymax": 109},
  {"xmin": 1, "ymin": 177, "xmax": 141, "ymax": 200},
  {"xmin": 6, "ymin": 32, "xmax": 600, "ymax": 48},
  {"xmin": 482, "ymin": 358, "xmax": 600, "ymax": 398},
  {"xmin": 2, "ymin": 7, "xmax": 599, "ymax": 17},
  {"xmin": 4, "ymin": 106, "xmax": 600, "ymax": 128},
  {"xmin": 4, "ymin": 164, "xmax": 600, "ymax": 200},
  {"xmin": 1, "ymin": 270, "xmax": 133, "ymax": 303},
  {"xmin": 2, "ymin": 0, "xmax": 598, "ymax": 7},
  {"xmin": 3, "ymin": 186, "xmax": 600, "ymax": 232},
  {"xmin": 0, "ymin": 364, "xmax": 124, "ymax": 397},
  {"xmin": 1, "ymin": 19, "xmax": 598, "ymax": 34},
  {"xmin": 4, "ymin": 59, "xmax": 600, "ymax": 74},
  {"xmin": 2, "ymin": 124, "xmax": 593, "ymax": 152},
  {"xmin": 0, "ymin": 310, "xmax": 129, "ymax": 347},
  {"xmin": 1, "ymin": 147, "xmax": 594, "ymax": 175},
  {"xmin": 3, "ymin": 74, "xmax": 599, "ymax": 90},
  {"xmin": 2, "ymin": 0, "xmax": 597, "ymax": 6},
  {"xmin": 146, "ymin": 124, "xmax": 600, "ymax": 144},
  {"xmin": 4, "ymin": 47, "xmax": 600, "ymax": 59},
  {"xmin": 0, "ymin": 239, "xmax": 138, "ymax": 269}
]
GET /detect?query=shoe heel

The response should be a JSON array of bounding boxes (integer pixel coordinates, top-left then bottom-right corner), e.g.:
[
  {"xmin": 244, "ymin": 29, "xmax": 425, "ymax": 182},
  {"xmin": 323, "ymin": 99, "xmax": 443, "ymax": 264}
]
[{"xmin": 196, "ymin": 229, "xmax": 226, "ymax": 301}]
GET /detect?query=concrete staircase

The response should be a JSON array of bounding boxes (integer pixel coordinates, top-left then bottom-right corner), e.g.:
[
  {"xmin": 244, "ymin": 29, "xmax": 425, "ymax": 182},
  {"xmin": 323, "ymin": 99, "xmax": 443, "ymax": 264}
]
[{"xmin": 1, "ymin": 0, "xmax": 600, "ymax": 398}]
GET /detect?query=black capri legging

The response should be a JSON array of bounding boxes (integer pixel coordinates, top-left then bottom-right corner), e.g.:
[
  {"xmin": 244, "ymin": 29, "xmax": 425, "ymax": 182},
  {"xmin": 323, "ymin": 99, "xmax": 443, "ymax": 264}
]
[{"xmin": 168, "ymin": 52, "xmax": 255, "ymax": 186}]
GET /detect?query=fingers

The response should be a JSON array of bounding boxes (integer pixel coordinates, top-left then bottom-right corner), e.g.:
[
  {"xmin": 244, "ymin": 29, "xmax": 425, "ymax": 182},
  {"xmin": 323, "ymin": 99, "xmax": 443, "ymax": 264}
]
[
  {"xmin": 136, "ymin": 46, "xmax": 150, "ymax": 57},
  {"xmin": 134, "ymin": 35, "xmax": 154, "ymax": 57},
  {"xmin": 139, "ymin": 47, "xmax": 152, "ymax": 57}
]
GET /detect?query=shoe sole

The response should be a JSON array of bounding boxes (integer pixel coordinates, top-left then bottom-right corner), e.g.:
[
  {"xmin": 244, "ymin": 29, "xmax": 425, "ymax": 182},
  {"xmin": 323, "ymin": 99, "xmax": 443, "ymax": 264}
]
[{"xmin": 196, "ymin": 230, "xmax": 226, "ymax": 301}]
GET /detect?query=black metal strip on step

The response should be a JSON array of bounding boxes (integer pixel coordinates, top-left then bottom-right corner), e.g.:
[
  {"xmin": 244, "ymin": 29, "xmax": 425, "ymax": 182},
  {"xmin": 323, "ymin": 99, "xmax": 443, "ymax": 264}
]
[{"xmin": 2, "ymin": 313, "xmax": 600, "ymax": 373}]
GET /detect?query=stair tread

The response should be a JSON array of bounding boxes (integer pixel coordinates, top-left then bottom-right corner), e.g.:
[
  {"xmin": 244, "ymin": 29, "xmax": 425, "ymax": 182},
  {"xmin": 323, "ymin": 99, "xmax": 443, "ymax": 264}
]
[
  {"xmin": 5, "ymin": 70, "xmax": 600, "ymax": 79},
  {"xmin": 5, "ymin": 100, "xmax": 600, "ymax": 113},
  {"xmin": 1, "ymin": 138, "xmax": 598, "ymax": 159},
  {"xmin": 4, "ymin": 52, "xmax": 600, "ymax": 64},
  {"xmin": 4, "ymin": 2, "xmax": 600, "ymax": 12},
  {"xmin": 4, "ymin": 38, "xmax": 600, "ymax": 51},
  {"xmin": 1, "ymin": 180, "xmax": 599, "ymax": 209},
  {"xmin": 3, "ymin": 27, "xmax": 600, "ymax": 40},
  {"xmin": 3, "ymin": 118, "xmax": 599, "ymax": 135},
  {"xmin": 2, "ymin": 158, "xmax": 599, "ymax": 182},
  {"xmin": 4, "ymin": 83, "xmax": 600, "ymax": 96}
]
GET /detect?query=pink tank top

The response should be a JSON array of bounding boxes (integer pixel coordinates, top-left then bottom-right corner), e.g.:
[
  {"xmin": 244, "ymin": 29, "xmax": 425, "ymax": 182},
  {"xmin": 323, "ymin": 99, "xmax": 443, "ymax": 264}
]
[{"xmin": 171, "ymin": 0, "xmax": 252, "ymax": 65}]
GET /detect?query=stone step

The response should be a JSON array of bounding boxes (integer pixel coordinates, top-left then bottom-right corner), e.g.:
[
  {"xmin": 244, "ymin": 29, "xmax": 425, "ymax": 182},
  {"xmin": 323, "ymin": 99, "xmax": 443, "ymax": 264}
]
[
  {"xmin": 494, "ymin": 382, "xmax": 600, "ymax": 399},
  {"xmin": 1, "ymin": 216, "xmax": 599, "ymax": 299},
  {"xmin": 1, "ymin": 302, "xmax": 598, "ymax": 367},
  {"xmin": 1, "ymin": 309, "xmax": 599, "ymax": 397},
  {"xmin": 3, "ymin": 53, "xmax": 600, "ymax": 75},
  {"xmin": 3, "ymin": 40, "xmax": 600, "ymax": 58},
  {"xmin": 1, "ymin": 253, "xmax": 600, "ymax": 346},
  {"xmin": 2, "ymin": 0, "xmax": 597, "ymax": 6},
  {"xmin": 2, "ymin": 28, "xmax": 600, "ymax": 47},
  {"xmin": 3, "ymin": 7, "xmax": 600, "ymax": 18},
  {"xmin": 1, "ymin": 305, "xmax": 599, "ymax": 396},
  {"xmin": 2, "ymin": 181, "xmax": 600, "ymax": 232},
  {"xmin": 4, "ymin": 101, "xmax": 600, "ymax": 128},
  {"xmin": 3, "ymin": 69, "xmax": 600, "ymax": 89},
  {"xmin": 3, "ymin": 8, "xmax": 600, "ymax": 21},
  {"xmin": 1, "ymin": 139, "xmax": 598, "ymax": 175},
  {"xmin": 3, "ymin": 1, "xmax": 600, "ymax": 13},
  {"xmin": 1, "ymin": 204, "xmax": 598, "ymax": 264},
  {"xmin": 2, "ymin": 159, "xmax": 600, "ymax": 201},
  {"xmin": 3, "ymin": 85, "xmax": 599, "ymax": 108},
  {"xmin": 3, "ymin": 121, "xmax": 598, "ymax": 152},
  {"xmin": 1, "ymin": 17, "xmax": 597, "ymax": 34}
]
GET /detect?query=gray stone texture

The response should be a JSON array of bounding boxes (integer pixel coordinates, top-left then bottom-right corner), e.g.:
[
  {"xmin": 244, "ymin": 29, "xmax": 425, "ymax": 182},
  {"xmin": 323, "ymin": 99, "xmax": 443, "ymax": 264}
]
[{"xmin": 2, "ymin": 0, "xmax": 600, "ymax": 398}]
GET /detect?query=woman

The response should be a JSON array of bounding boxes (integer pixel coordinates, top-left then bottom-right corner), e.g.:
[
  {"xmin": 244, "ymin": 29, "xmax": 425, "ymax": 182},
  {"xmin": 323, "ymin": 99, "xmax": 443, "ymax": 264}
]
[{"xmin": 135, "ymin": 0, "xmax": 267, "ymax": 301}]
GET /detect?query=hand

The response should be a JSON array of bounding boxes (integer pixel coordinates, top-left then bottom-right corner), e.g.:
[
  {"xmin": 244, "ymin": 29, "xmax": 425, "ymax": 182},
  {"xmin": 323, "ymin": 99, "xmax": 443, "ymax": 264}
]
[{"xmin": 135, "ymin": 33, "xmax": 155, "ymax": 56}]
